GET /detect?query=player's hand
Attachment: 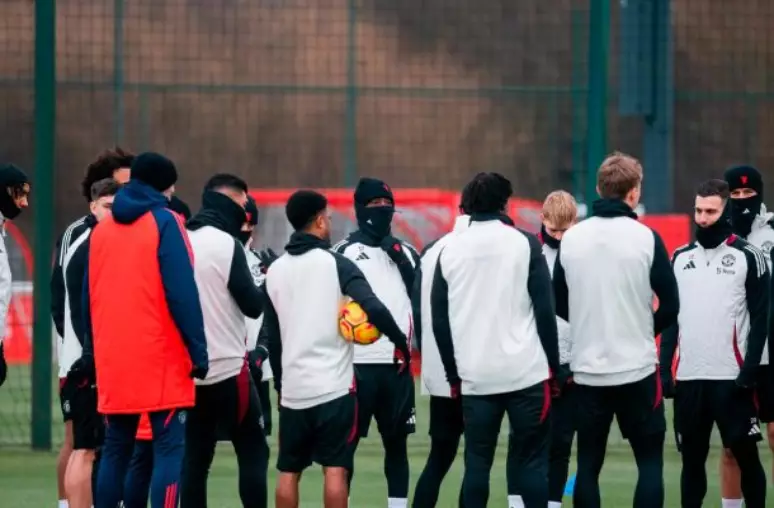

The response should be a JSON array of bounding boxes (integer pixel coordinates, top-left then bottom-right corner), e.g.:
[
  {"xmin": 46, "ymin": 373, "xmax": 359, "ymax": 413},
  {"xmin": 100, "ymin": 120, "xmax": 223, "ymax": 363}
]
[
  {"xmin": 393, "ymin": 341, "xmax": 411, "ymax": 375},
  {"xmin": 380, "ymin": 236, "xmax": 410, "ymax": 265},
  {"xmin": 552, "ymin": 364, "xmax": 573, "ymax": 397},
  {"xmin": 190, "ymin": 364, "xmax": 209, "ymax": 380},
  {"xmin": 247, "ymin": 347, "xmax": 268, "ymax": 382},
  {"xmin": 67, "ymin": 355, "xmax": 95, "ymax": 385},
  {"xmin": 660, "ymin": 374, "xmax": 676, "ymax": 399},
  {"xmin": 735, "ymin": 373, "xmax": 755, "ymax": 391},
  {"xmin": 257, "ymin": 248, "xmax": 279, "ymax": 274},
  {"xmin": 0, "ymin": 342, "xmax": 6, "ymax": 388},
  {"xmin": 449, "ymin": 379, "xmax": 461, "ymax": 399}
]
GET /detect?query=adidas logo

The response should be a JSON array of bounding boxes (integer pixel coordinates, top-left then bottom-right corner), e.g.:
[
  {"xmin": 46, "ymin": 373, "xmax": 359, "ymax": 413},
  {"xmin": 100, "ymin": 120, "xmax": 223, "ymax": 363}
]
[
  {"xmin": 683, "ymin": 260, "xmax": 696, "ymax": 270},
  {"xmin": 749, "ymin": 423, "xmax": 761, "ymax": 436},
  {"xmin": 356, "ymin": 252, "xmax": 370, "ymax": 261}
]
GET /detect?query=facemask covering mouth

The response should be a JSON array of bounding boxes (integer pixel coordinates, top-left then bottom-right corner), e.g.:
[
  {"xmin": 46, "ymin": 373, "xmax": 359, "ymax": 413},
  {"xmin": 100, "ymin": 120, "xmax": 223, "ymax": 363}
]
[
  {"xmin": 356, "ymin": 204, "xmax": 394, "ymax": 240},
  {"xmin": 695, "ymin": 214, "xmax": 733, "ymax": 250},
  {"xmin": 728, "ymin": 195, "xmax": 762, "ymax": 237},
  {"xmin": 540, "ymin": 224, "xmax": 560, "ymax": 249},
  {"xmin": 238, "ymin": 231, "xmax": 252, "ymax": 246}
]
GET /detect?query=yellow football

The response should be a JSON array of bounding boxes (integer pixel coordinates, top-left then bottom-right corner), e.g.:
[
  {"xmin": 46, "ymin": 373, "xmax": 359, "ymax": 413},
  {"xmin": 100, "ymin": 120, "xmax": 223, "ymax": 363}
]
[{"xmin": 339, "ymin": 300, "xmax": 381, "ymax": 345}]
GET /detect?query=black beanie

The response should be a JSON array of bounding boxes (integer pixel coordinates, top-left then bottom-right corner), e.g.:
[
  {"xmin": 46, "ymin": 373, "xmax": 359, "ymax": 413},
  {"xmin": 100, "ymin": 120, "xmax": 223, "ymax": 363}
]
[
  {"xmin": 131, "ymin": 152, "xmax": 178, "ymax": 192},
  {"xmin": 285, "ymin": 190, "xmax": 327, "ymax": 231},
  {"xmin": 0, "ymin": 164, "xmax": 30, "ymax": 219},
  {"xmin": 354, "ymin": 177, "xmax": 394, "ymax": 205},
  {"xmin": 724, "ymin": 165, "xmax": 763, "ymax": 199},
  {"xmin": 168, "ymin": 195, "xmax": 191, "ymax": 220},
  {"xmin": 245, "ymin": 195, "xmax": 259, "ymax": 226}
]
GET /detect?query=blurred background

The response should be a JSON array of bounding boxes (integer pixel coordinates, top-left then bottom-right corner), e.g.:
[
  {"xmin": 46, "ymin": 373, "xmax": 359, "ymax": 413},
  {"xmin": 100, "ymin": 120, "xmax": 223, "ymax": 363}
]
[{"xmin": 0, "ymin": 0, "xmax": 771, "ymax": 449}]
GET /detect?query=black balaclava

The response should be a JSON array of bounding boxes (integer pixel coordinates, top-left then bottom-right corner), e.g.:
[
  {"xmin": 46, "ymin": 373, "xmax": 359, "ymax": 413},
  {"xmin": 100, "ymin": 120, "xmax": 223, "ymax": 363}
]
[
  {"xmin": 695, "ymin": 202, "xmax": 733, "ymax": 249},
  {"xmin": 354, "ymin": 177, "xmax": 394, "ymax": 240},
  {"xmin": 239, "ymin": 196, "xmax": 259, "ymax": 245},
  {"xmin": 540, "ymin": 224, "xmax": 561, "ymax": 249},
  {"xmin": 724, "ymin": 164, "xmax": 763, "ymax": 238},
  {"xmin": 0, "ymin": 164, "xmax": 29, "ymax": 220},
  {"xmin": 187, "ymin": 190, "xmax": 247, "ymax": 239}
]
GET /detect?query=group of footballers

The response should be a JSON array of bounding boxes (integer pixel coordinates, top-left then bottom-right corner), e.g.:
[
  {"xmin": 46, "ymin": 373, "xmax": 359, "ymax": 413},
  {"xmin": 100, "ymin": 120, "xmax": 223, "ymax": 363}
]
[{"xmin": 0, "ymin": 146, "xmax": 765, "ymax": 508}]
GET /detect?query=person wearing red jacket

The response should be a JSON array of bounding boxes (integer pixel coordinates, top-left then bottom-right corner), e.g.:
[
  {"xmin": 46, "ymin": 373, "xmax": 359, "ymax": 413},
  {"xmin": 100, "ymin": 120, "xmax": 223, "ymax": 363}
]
[
  {"xmin": 122, "ymin": 196, "xmax": 193, "ymax": 508},
  {"xmin": 80, "ymin": 152, "xmax": 208, "ymax": 508}
]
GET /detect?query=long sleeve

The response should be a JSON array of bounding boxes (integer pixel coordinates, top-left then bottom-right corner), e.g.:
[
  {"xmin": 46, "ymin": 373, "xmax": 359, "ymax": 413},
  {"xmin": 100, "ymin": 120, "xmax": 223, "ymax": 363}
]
[
  {"xmin": 65, "ymin": 240, "xmax": 89, "ymax": 346},
  {"xmin": 80, "ymin": 245, "xmax": 93, "ymax": 362},
  {"xmin": 51, "ymin": 232, "xmax": 66, "ymax": 338},
  {"xmin": 226, "ymin": 240, "xmax": 263, "ymax": 319},
  {"xmin": 525, "ymin": 232, "xmax": 560, "ymax": 374},
  {"xmin": 333, "ymin": 253, "xmax": 408, "ymax": 350},
  {"xmin": 430, "ymin": 256, "xmax": 459, "ymax": 385},
  {"xmin": 261, "ymin": 292, "xmax": 282, "ymax": 393},
  {"xmin": 552, "ymin": 250, "xmax": 569, "ymax": 322},
  {"xmin": 0, "ymin": 235, "xmax": 11, "ymax": 342},
  {"xmin": 410, "ymin": 264, "xmax": 422, "ymax": 352},
  {"xmin": 153, "ymin": 209, "xmax": 208, "ymax": 369},
  {"xmin": 650, "ymin": 231, "xmax": 680, "ymax": 336},
  {"xmin": 739, "ymin": 244, "xmax": 770, "ymax": 385}
]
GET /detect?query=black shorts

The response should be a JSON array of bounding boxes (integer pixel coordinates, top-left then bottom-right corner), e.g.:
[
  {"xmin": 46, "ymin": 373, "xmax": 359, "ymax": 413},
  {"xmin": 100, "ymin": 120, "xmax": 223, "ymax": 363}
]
[
  {"xmin": 355, "ymin": 364, "xmax": 416, "ymax": 438},
  {"xmin": 674, "ymin": 379, "xmax": 762, "ymax": 449},
  {"xmin": 574, "ymin": 372, "xmax": 666, "ymax": 441},
  {"xmin": 71, "ymin": 381, "xmax": 103, "ymax": 450},
  {"xmin": 755, "ymin": 365, "xmax": 774, "ymax": 423},
  {"xmin": 428, "ymin": 395, "xmax": 464, "ymax": 440},
  {"xmin": 59, "ymin": 377, "xmax": 75, "ymax": 422},
  {"xmin": 277, "ymin": 392, "xmax": 358, "ymax": 473},
  {"xmin": 257, "ymin": 380, "xmax": 273, "ymax": 436}
]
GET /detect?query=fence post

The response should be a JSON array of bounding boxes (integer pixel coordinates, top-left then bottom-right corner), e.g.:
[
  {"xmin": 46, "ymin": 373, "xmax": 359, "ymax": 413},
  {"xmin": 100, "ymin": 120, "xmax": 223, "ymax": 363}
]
[
  {"xmin": 31, "ymin": 0, "xmax": 56, "ymax": 451},
  {"xmin": 642, "ymin": 0, "xmax": 673, "ymax": 213},
  {"xmin": 343, "ymin": 0, "xmax": 358, "ymax": 187},
  {"xmin": 584, "ymin": 0, "xmax": 611, "ymax": 203},
  {"xmin": 113, "ymin": 0, "xmax": 126, "ymax": 144}
]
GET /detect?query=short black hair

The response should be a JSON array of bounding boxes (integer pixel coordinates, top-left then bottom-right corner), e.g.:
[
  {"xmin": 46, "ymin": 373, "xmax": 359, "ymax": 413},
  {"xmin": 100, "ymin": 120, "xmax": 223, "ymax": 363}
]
[
  {"xmin": 461, "ymin": 172, "xmax": 513, "ymax": 215},
  {"xmin": 90, "ymin": 178, "xmax": 122, "ymax": 201},
  {"xmin": 81, "ymin": 147, "xmax": 134, "ymax": 203},
  {"xmin": 285, "ymin": 190, "xmax": 328, "ymax": 231},
  {"xmin": 204, "ymin": 173, "xmax": 248, "ymax": 194},
  {"xmin": 697, "ymin": 179, "xmax": 730, "ymax": 200}
]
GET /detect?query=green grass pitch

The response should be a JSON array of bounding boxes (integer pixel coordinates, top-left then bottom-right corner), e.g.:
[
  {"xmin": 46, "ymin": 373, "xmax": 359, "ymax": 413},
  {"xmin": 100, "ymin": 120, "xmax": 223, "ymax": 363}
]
[{"xmin": 0, "ymin": 366, "xmax": 733, "ymax": 506}]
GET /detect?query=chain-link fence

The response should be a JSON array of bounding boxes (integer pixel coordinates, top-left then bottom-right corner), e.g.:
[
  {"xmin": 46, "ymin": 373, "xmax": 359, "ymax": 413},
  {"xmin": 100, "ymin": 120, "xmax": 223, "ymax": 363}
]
[{"xmin": 0, "ymin": 0, "xmax": 772, "ymax": 447}]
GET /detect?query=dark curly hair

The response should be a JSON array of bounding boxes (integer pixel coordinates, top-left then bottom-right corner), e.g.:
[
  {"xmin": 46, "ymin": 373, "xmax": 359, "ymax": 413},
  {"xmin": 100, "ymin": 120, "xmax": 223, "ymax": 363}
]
[
  {"xmin": 460, "ymin": 172, "xmax": 513, "ymax": 215},
  {"xmin": 81, "ymin": 147, "xmax": 135, "ymax": 202}
]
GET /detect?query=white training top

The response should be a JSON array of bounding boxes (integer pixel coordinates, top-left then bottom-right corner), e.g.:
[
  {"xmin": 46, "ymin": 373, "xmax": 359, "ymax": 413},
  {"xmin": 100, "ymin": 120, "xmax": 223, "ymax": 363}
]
[
  {"xmin": 672, "ymin": 238, "xmax": 768, "ymax": 380},
  {"xmin": 58, "ymin": 228, "xmax": 91, "ymax": 378},
  {"xmin": 542, "ymin": 243, "xmax": 571, "ymax": 365},
  {"xmin": 434, "ymin": 219, "xmax": 552, "ymax": 396},
  {"xmin": 188, "ymin": 225, "xmax": 252, "ymax": 385},
  {"xmin": 744, "ymin": 205, "xmax": 774, "ymax": 365},
  {"xmin": 419, "ymin": 215, "xmax": 470, "ymax": 397},
  {"xmin": 333, "ymin": 239, "xmax": 417, "ymax": 364},
  {"xmin": 557, "ymin": 213, "xmax": 677, "ymax": 386},
  {"xmin": 265, "ymin": 248, "xmax": 355, "ymax": 410}
]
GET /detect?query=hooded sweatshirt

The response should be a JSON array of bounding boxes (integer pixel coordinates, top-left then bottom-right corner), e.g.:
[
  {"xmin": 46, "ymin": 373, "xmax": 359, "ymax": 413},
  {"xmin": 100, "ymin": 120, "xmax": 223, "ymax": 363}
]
[
  {"xmin": 84, "ymin": 179, "xmax": 208, "ymax": 413},
  {"xmin": 262, "ymin": 232, "xmax": 410, "ymax": 410},
  {"xmin": 187, "ymin": 191, "xmax": 264, "ymax": 385}
]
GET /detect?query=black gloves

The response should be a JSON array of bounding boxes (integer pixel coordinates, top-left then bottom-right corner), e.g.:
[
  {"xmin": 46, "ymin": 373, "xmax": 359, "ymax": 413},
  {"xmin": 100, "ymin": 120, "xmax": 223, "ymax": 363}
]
[
  {"xmin": 257, "ymin": 248, "xmax": 279, "ymax": 274},
  {"xmin": 67, "ymin": 355, "xmax": 95, "ymax": 385},
  {"xmin": 392, "ymin": 336, "xmax": 412, "ymax": 375},
  {"xmin": 190, "ymin": 364, "xmax": 209, "ymax": 380},
  {"xmin": 247, "ymin": 346, "xmax": 269, "ymax": 383},
  {"xmin": 0, "ymin": 342, "xmax": 6, "ymax": 388}
]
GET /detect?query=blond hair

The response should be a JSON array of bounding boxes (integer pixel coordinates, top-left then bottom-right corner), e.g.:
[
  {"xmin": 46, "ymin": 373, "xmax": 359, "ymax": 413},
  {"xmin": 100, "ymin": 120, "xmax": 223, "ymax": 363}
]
[
  {"xmin": 597, "ymin": 151, "xmax": 643, "ymax": 199},
  {"xmin": 542, "ymin": 190, "xmax": 577, "ymax": 227}
]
